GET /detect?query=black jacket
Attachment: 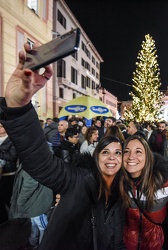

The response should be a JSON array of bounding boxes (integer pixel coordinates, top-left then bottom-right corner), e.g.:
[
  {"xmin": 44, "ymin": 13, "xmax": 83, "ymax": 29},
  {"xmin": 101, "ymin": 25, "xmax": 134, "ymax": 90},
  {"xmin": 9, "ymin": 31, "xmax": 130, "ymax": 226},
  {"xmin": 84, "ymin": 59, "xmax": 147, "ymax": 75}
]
[
  {"xmin": 60, "ymin": 139, "xmax": 80, "ymax": 164},
  {"xmin": 44, "ymin": 121, "xmax": 58, "ymax": 143},
  {"xmin": 0, "ymin": 102, "xmax": 126, "ymax": 250},
  {"xmin": 0, "ymin": 137, "xmax": 18, "ymax": 174}
]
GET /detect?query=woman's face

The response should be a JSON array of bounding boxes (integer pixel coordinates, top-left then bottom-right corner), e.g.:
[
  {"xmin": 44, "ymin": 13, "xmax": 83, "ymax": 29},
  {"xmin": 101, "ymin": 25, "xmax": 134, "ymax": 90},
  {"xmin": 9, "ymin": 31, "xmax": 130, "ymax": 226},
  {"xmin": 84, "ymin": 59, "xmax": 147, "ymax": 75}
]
[
  {"xmin": 98, "ymin": 142, "xmax": 122, "ymax": 181},
  {"xmin": 81, "ymin": 126, "xmax": 87, "ymax": 134},
  {"xmin": 91, "ymin": 130, "xmax": 99, "ymax": 142},
  {"xmin": 123, "ymin": 139, "xmax": 146, "ymax": 178}
]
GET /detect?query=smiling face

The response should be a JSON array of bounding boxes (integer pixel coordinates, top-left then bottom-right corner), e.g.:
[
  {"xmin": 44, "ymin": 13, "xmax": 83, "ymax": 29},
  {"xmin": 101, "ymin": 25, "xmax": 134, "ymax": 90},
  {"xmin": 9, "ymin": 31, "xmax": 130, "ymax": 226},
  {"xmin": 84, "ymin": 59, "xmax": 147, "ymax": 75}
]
[
  {"xmin": 123, "ymin": 139, "xmax": 146, "ymax": 178},
  {"xmin": 98, "ymin": 142, "xmax": 122, "ymax": 183}
]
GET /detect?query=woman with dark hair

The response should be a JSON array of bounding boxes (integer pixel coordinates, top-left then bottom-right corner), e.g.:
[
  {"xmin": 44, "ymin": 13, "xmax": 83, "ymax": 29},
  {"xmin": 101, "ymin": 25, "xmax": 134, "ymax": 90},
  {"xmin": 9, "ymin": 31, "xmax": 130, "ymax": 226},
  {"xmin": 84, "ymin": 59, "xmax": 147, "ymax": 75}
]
[
  {"xmin": 0, "ymin": 45, "xmax": 126, "ymax": 249},
  {"xmin": 120, "ymin": 134, "xmax": 168, "ymax": 250},
  {"xmin": 104, "ymin": 125, "xmax": 125, "ymax": 143},
  {"xmin": 80, "ymin": 126, "xmax": 99, "ymax": 155}
]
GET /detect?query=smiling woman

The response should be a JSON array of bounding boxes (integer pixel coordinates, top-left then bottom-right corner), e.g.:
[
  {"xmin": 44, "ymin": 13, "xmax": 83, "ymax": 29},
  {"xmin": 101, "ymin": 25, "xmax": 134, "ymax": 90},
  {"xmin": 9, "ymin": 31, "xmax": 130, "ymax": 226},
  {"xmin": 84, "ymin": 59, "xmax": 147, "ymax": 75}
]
[{"xmin": 120, "ymin": 135, "xmax": 168, "ymax": 250}]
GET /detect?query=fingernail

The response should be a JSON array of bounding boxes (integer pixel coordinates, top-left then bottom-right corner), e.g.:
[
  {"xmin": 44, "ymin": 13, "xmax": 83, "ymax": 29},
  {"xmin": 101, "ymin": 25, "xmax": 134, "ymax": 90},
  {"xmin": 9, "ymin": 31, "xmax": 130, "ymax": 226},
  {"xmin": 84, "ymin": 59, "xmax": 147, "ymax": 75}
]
[{"xmin": 24, "ymin": 71, "xmax": 31, "ymax": 76}]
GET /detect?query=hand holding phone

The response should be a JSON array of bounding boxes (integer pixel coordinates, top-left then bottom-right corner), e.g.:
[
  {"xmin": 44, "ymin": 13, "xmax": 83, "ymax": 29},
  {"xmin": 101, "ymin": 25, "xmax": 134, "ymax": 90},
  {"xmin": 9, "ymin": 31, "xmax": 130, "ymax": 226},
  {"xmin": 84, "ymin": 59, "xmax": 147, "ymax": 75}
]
[{"xmin": 24, "ymin": 28, "xmax": 80, "ymax": 71}]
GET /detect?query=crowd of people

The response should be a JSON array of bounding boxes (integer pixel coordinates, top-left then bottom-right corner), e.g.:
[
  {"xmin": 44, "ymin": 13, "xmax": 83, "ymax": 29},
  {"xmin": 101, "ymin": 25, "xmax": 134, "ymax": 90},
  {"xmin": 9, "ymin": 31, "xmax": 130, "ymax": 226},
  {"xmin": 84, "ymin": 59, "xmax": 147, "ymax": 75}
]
[{"xmin": 0, "ymin": 44, "xmax": 168, "ymax": 250}]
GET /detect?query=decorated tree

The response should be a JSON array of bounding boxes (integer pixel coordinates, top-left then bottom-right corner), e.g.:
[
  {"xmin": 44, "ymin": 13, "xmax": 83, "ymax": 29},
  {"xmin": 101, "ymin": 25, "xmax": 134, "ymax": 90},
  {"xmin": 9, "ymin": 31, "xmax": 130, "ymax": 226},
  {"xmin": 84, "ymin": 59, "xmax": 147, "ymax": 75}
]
[{"xmin": 124, "ymin": 34, "xmax": 164, "ymax": 122}]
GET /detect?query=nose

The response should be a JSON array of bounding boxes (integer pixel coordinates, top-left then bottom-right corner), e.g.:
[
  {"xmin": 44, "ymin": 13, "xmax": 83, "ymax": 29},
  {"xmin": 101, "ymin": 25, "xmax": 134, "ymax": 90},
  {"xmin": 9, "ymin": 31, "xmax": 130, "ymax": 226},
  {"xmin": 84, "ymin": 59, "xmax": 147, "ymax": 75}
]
[
  {"xmin": 108, "ymin": 153, "xmax": 115, "ymax": 160},
  {"xmin": 127, "ymin": 151, "xmax": 136, "ymax": 159}
]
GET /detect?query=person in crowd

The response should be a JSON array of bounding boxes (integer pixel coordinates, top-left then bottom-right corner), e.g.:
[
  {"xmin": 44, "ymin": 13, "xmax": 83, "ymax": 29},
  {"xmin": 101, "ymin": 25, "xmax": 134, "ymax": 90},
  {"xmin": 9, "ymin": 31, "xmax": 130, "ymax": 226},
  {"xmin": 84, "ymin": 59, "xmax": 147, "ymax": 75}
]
[
  {"xmin": 9, "ymin": 163, "xmax": 54, "ymax": 249},
  {"xmin": 39, "ymin": 119, "xmax": 44, "ymax": 128},
  {"xmin": 146, "ymin": 122, "xmax": 156, "ymax": 141},
  {"xmin": 126, "ymin": 120, "xmax": 147, "ymax": 139},
  {"xmin": 80, "ymin": 126, "xmax": 99, "ymax": 155},
  {"xmin": 78, "ymin": 125, "xmax": 87, "ymax": 145},
  {"xmin": 93, "ymin": 119, "xmax": 104, "ymax": 140},
  {"xmin": 0, "ymin": 123, "xmax": 18, "ymax": 226},
  {"xmin": 120, "ymin": 134, "xmax": 168, "ymax": 250},
  {"xmin": 105, "ymin": 117, "xmax": 116, "ymax": 127},
  {"xmin": 117, "ymin": 122, "xmax": 129, "ymax": 139},
  {"xmin": 148, "ymin": 120, "xmax": 166, "ymax": 155},
  {"xmin": 44, "ymin": 117, "xmax": 58, "ymax": 145},
  {"xmin": 0, "ymin": 45, "xmax": 126, "ymax": 250},
  {"xmin": 44, "ymin": 118, "xmax": 53, "ymax": 128},
  {"xmin": 51, "ymin": 120, "xmax": 68, "ymax": 157},
  {"xmin": 60, "ymin": 127, "xmax": 80, "ymax": 164},
  {"xmin": 104, "ymin": 125, "xmax": 125, "ymax": 143},
  {"xmin": 162, "ymin": 127, "xmax": 168, "ymax": 158}
]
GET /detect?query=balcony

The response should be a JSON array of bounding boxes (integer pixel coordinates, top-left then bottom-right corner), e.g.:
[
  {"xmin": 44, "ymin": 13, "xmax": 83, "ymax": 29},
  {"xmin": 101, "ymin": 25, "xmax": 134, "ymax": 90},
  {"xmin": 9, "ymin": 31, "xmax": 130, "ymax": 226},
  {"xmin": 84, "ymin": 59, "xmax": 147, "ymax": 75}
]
[{"xmin": 57, "ymin": 77, "xmax": 88, "ymax": 95}]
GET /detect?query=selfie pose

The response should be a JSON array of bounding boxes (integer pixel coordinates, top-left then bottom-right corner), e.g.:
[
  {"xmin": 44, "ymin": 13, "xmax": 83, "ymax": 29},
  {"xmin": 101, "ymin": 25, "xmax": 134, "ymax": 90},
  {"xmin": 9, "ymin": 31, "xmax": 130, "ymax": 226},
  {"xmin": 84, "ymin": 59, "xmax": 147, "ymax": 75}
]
[
  {"xmin": 120, "ymin": 135, "xmax": 168, "ymax": 250},
  {"xmin": 0, "ymin": 44, "xmax": 126, "ymax": 250}
]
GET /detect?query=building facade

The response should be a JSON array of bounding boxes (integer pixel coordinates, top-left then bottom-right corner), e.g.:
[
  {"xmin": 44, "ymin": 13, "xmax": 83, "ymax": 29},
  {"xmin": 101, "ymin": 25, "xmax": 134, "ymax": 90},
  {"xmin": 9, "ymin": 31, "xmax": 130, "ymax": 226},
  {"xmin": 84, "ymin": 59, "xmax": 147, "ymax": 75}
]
[
  {"xmin": 0, "ymin": 0, "xmax": 118, "ymax": 120},
  {"xmin": 53, "ymin": 0, "xmax": 104, "ymax": 117},
  {"xmin": 0, "ymin": 0, "xmax": 53, "ymax": 119}
]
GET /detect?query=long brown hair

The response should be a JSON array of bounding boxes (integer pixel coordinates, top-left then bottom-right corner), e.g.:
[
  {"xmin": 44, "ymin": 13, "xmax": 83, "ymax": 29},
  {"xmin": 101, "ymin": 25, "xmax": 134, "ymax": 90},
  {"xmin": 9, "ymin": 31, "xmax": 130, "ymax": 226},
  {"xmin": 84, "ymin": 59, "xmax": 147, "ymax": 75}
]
[
  {"xmin": 119, "ymin": 135, "xmax": 164, "ymax": 211},
  {"xmin": 104, "ymin": 125, "xmax": 125, "ymax": 143}
]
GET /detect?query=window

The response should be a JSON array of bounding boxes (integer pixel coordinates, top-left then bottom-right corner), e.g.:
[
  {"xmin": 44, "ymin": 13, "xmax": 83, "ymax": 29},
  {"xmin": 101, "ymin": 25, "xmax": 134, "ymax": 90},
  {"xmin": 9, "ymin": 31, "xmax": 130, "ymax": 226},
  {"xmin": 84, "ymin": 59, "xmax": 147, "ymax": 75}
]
[
  {"xmin": 71, "ymin": 67, "xmax": 77, "ymax": 84},
  {"xmin": 59, "ymin": 87, "xmax": 64, "ymax": 98},
  {"xmin": 72, "ymin": 52, "xmax": 78, "ymax": 60},
  {"xmin": 96, "ymin": 72, "xmax": 99, "ymax": 79},
  {"xmin": 42, "ymin": 0, "xmax": 48, "ymax": 21},
  {"xmin": 85, "ymin": 62, "xmax": 90, "ymax": 71},
  {"xmin": 27, "ymin": 38, "xmax": 34, "ymax": 49},
  {"xmin": 86, "ymin": 77, "xmax": 90, "ymax": 88},
  {"xmin": 16, "ymin": 30, "xmax": 25, "ymax": 65},
  {"xmin": 85, "ymin": 47, "xmax": 90, "ymax": 59},
  {"xmin": 57, "ymin": 59, "xmax": 66, "ymax": 78},
  {"xmin": 96, "ymin": 61, "xmax": 99, "ymax": 69},
  {"xmin": 92, "ymin": 68, "xmax": 95, "ymax": 76},
  {"xmin": 92, "ymin": 81, "xmax": 96, "ymax": 89},
  {"xmin": 57, "ymin": 10, "xmax": 66, "ymax": 29},
  {"xmin": 81, "ymin": 75, "xmax": 86, "ymax": 89},
  {"xmin": 73, "ymin": 93, "xmax": 76, "ymax": 99},
  {"xmin": 27, "ymin": 0, "xmax": 38, "ymax": 14},
  {"xmin": 82, "ymin": 41, "xmax": 86, "ymax": 51},
  {"xmin": 92, "ymin": 56, "xmax": 95, "ymax": 65},
  {"xmin": 81, "ymin": 58, "xmax": 85, "ymax": 67}
]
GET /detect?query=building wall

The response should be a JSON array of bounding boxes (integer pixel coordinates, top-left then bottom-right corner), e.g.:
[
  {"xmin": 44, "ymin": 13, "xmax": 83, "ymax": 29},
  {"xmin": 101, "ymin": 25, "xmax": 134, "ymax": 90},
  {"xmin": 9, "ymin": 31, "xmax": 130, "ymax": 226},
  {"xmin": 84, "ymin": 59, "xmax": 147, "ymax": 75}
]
[
  {"xmin": 52, "ymin": 0, "xmax": 107, "ymax": 118},
  {"xmin": 0, "ymin": 0, "xmax": 53, "ymax": 119},
  {"xmin": 0, "ymin": 0, "xmax": 118, "ymax": 120}
]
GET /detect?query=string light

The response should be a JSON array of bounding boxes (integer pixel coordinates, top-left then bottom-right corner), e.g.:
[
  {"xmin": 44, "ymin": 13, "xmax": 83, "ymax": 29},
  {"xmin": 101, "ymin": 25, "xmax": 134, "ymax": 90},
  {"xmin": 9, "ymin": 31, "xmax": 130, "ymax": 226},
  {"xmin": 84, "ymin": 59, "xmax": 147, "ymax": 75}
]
[{"xmin": 124, "ymin": 34, "xmax": 164, "ymax": 122}]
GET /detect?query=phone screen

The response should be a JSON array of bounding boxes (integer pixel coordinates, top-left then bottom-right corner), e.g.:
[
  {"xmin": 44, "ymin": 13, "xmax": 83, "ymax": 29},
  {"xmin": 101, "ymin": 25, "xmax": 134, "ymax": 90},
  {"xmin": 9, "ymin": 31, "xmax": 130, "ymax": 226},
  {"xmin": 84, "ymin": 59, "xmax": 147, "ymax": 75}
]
[{"xmin": 24, "ymin": 28, "xmax": 80, "ymax": 71}]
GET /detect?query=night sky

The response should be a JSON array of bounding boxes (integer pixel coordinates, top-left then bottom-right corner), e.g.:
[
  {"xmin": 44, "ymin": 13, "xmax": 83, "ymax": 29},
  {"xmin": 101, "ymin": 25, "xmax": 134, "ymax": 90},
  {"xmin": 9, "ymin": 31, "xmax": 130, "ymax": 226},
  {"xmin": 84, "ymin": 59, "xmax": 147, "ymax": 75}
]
[{"xmin": 65, "ymin": 0, "xmax": 168, "ymax": 101}]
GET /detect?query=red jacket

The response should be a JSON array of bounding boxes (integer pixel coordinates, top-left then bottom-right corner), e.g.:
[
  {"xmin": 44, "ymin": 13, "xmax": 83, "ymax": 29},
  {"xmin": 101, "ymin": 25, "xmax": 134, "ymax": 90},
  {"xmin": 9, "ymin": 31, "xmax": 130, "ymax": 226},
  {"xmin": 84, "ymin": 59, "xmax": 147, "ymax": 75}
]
[{"xmin": 124, "ymin": 178, "xmax": 168, "ymax": 250}]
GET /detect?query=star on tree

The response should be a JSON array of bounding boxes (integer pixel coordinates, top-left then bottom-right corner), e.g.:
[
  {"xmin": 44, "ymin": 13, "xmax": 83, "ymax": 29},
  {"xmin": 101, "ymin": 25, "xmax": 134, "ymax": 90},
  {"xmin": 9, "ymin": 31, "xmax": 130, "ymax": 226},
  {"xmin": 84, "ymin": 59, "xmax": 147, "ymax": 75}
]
[{"xmin": 124, "ymin": 34, "xmax": 164, "ymax": 122}]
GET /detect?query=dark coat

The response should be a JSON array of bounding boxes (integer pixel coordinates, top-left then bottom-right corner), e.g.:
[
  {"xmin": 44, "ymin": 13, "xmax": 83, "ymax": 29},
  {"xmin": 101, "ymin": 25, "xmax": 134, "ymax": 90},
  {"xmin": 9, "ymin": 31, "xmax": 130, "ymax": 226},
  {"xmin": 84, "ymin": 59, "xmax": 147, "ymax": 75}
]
[
  {"xmin": 148, "ymin": 129, "xmax": 166, "ymax": 154},
  {"xmin": 1, "ymin": 137, "xmax": 18, "ymax": 174},
  {"xmin": 60, "ymin": 139, "xmax": 80, "ymax": 164},
  {"xmin": 43, "ymin": 121, "xmax": 58, "ymax": 143},
  {"xmin": 0, "ymin": 103, "xmax": 126, "ymax": 250},
  {"xmin": 9, "ymin": 164, "xmax": 54, "ymax": 218}
]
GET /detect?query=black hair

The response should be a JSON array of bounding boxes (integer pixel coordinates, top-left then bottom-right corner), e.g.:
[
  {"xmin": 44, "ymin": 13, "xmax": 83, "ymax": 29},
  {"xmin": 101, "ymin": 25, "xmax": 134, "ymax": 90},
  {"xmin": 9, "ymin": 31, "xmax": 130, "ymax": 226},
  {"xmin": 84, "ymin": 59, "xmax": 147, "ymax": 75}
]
[{"xmin": 65, "ymin": 127, "xmax": 78, "ymax": 140}]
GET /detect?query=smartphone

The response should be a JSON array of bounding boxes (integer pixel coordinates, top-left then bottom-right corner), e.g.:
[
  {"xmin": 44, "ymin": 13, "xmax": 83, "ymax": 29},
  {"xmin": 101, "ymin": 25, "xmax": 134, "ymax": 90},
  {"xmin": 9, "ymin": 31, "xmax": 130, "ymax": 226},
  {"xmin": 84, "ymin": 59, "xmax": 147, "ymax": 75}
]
[{"xmin": 24, "ymin": 28, "xmax": 81, "ymax": 71}]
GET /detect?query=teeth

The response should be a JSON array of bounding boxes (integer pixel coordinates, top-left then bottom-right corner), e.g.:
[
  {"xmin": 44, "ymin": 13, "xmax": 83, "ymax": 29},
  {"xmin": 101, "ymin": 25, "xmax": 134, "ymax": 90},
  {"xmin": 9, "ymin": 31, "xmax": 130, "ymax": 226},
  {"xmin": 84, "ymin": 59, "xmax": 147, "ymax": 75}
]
[
  {"xmin": 105, "ymin": 164, "xmax": 116, "ymax": 167},
  {"xmin": 127, "ymin": 163, "xmax": 137, "ymax": 166}
]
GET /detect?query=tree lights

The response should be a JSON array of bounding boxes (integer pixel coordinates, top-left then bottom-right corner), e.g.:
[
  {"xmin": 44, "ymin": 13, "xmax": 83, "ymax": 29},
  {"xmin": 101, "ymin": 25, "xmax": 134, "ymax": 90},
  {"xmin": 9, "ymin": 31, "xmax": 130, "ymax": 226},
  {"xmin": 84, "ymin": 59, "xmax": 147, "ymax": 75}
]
[{"xmin": 124, "ymin": 34, "xmax": 164, "ymax": 122}]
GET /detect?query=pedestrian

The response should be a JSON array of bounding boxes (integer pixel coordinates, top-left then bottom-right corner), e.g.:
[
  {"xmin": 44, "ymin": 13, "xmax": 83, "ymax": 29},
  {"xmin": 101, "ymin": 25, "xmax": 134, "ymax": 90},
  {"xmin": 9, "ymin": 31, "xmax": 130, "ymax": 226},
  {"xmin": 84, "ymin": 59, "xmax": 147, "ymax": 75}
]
[
  {"xmin": 80, "ymin": 126, "xmax": 99, "ymax": 155},
  {"xmin": 120, "ymin": 134, "xmax": 168, "ymax": 250},
  {"xmin": 0, "ymin": 43, "xmax": 126, "ymax": 250},
  {"xmin": 104, "ymin": 125, "xmax": 125, "ymax": 142},
  {"xmin": 148, "ymin": 120, "xmax": 166, "ymax": 155},
  {"xmin": 9, "ymin": 164, "xmax": 54, "ymax": 249}
]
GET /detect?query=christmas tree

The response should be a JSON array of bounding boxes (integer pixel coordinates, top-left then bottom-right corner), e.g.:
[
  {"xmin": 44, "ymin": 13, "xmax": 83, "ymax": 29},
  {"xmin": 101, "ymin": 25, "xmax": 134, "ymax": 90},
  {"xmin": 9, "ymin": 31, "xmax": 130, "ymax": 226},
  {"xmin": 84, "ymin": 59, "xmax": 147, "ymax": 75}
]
[{"xmin": 124, "ymin": 34, "xmax": 164, "ymax": 122}]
